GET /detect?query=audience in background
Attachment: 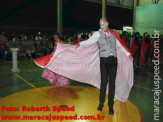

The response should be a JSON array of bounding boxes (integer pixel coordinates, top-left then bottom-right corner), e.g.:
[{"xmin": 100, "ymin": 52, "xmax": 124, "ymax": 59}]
[{"xmin": 0, "ymin": 30, "xmax": 162, "ymax": 70}]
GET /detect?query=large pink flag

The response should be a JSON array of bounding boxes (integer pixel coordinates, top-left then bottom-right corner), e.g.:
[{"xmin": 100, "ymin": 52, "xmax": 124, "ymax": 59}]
[{"xmin": 36, "ymin": 41, "xmax": 134, "ymax": 102}]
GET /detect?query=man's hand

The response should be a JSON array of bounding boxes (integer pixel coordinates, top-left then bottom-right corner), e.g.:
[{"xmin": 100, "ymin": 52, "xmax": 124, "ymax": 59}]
[
  {"xmin": 129, "ymin": 55, "xmax": 133, "ymax": 60},
  {"xmin": 75, "ymin": 43, "xmax": 80, "ymax": 49}
]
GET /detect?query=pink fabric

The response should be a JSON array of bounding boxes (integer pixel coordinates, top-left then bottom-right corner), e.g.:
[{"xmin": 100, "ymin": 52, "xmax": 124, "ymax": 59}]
[
  {"xmin": 42, "ymin": 68, "xmax": 69, "ymax": 86},
  {"xmin": 34, "ymin": 54, "xmax": 69, "ymax": 87},
  {"xmin": 43, "ymin": 43, "xmax": 134, "ymax": 102}
]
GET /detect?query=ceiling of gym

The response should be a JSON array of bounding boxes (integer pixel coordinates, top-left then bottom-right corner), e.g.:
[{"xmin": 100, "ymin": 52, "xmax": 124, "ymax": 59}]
[{"xmin": 0, "ymin": 0, "xmax": 133, "ymax": 30}]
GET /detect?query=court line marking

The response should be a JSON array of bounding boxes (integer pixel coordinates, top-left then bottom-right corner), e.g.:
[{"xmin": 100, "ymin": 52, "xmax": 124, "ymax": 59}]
[
  {"xmin": 1, "ymin": 70, "xmax": 162, "ymax": 95},
  {"xmin": 2, "ymin": 73, "xmax": 143, "ymax": 120},
  {"xmin": 130, "ymin": 90, "xmax": 163, "ymax": 104},
  {"xmin": 1, "ymin": 68, "xmax": 162, "ymax": 95},
  {"xmin": 133, "ymin": 84, "xmax": 163, "ymax": 95},
  {"xmin": 12, "ymin": 72, "xmax": 77, "ymax": 115},
  {"xmin": 13, "ymin": 72, "xmax": 37, "ymax": 88},
  {"xmin": 0, "ymin": 69, "xmax": 42, "ymax": 75},
  {"xmin": 12, "ymin": 72, "xmax": 60, "ymax": 105}
]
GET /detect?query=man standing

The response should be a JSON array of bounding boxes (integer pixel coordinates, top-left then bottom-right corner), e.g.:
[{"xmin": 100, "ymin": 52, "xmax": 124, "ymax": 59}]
[{"xmin": 76, "ymin": 17, "xmax": 132, "ymax": 114}]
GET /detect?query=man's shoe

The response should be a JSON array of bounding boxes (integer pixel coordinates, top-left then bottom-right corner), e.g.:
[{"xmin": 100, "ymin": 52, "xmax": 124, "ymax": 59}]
[
  {"xmin": 97, "ymin": 103, "xmax": 104, "ymax": 111},
  {"xmin": 109, "ymin": 105, "xmax": 114, "ymax": 114}
]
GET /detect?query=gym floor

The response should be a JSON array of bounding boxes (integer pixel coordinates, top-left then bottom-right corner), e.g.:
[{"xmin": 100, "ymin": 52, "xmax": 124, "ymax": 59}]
[{"xmin": 0, "ymin": 59, "xmax": 162, "ymax": 122}]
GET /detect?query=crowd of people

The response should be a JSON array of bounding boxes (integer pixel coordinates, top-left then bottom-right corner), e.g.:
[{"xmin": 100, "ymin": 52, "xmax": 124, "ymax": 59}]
[
  {"xmin": 120, "ymin": 31, "xmax": 162, "ymax": 67},
  {"xmin": 0, "ymin": 31, "xmax": 91, "ymax": 61},
  {"xmin": 0, "ymin": 30, "xmax": 162, "ymax": 68}
]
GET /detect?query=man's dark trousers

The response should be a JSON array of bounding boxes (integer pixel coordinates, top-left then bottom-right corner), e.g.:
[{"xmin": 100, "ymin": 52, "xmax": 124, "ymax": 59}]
[{"xmin": 99, "ymin": 56, "xmax": 118, "ymax": 106}]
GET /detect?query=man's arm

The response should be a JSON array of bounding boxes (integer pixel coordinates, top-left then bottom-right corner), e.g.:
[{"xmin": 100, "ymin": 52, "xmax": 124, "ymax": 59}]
[
  {"xmin": 79, "ymin": 31, "xmax": 100, "ymax": 46},
  {"xmin": 116, "ymin": 39, "xmax": 130, "ymax": 56}
]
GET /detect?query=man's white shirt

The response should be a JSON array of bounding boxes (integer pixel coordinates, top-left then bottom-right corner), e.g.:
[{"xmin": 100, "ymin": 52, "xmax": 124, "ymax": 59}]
[{"xmin": 79, "ymin": 31, "xmax": 130, "ymax": 56}]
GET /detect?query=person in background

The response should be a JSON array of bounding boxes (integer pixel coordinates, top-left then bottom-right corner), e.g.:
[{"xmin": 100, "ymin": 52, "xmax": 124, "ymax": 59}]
[
  {"xmin": 0, "ymin": 32, "xmax": 7, "ymax": 60},
  {"xmin": 26, "ymin": 45, "xmax": 31, "ymax": 59},
  {"xmin": 73, "ymin": 34, "xmax": 82, "ymax": 45},
  {"xmin": 141, "ymin": 32, "xmax": 150, "ymax": 66},
  {"xmin": 131, "ymin": 32, "xmax": 142, "ymax": 67},
  {"xmin": 34, "ymin": 32, "xmax": 70, "ymax": 87},
  {"xmin": 60, "ymin": 37, "xmax": 65, "ymax": 44},
  {"xmin": 121, "ymin": 31, "xmax": 130, "ymax": 49}
]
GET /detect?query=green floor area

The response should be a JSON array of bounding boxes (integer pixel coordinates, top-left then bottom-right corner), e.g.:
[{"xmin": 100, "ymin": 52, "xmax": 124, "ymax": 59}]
[{"xmin": 0, "ymin": 59, "xmax": 162, "ymax": 122}]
